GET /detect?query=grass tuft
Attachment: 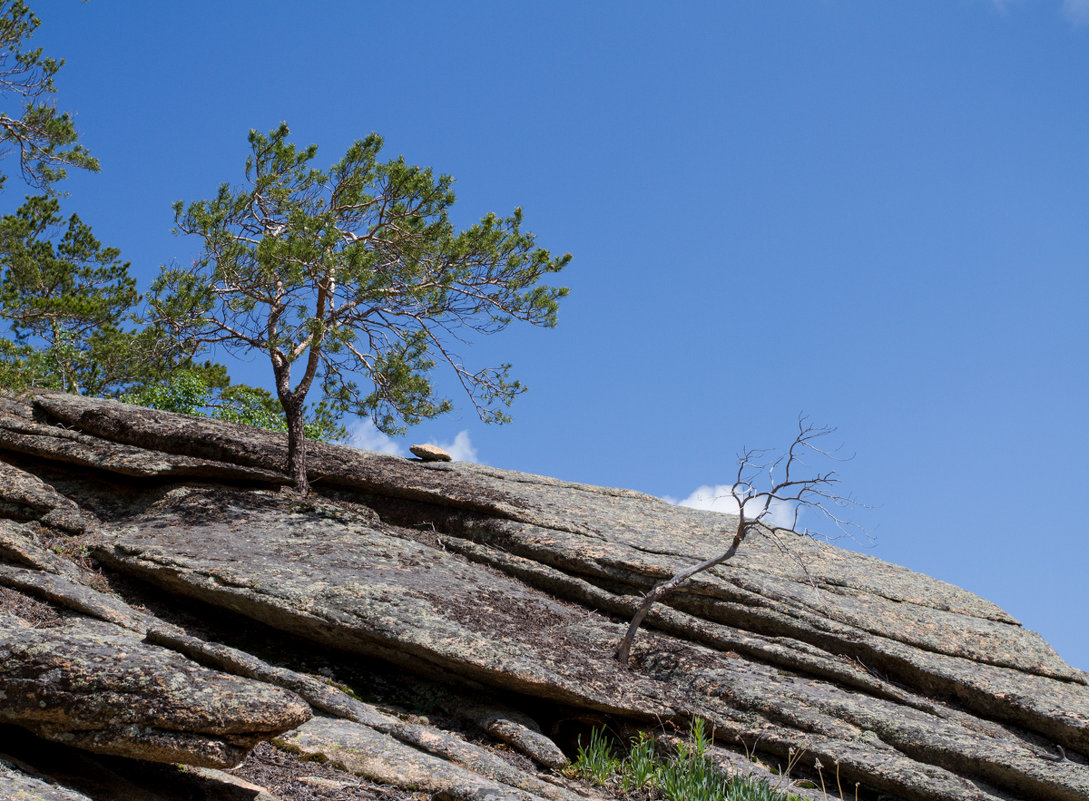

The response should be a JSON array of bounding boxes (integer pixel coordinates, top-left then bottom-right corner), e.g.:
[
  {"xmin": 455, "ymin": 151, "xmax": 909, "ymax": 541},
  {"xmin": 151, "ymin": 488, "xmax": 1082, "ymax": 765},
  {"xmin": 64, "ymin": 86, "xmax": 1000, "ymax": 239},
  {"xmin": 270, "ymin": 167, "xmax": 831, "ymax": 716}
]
[
  {"xmin": 573, "ymin": 723, "xmax": 621, "ymax": 785},
  {"xmin": 571, "ymin": 719, "xmax": 810, "ymax": 801}
]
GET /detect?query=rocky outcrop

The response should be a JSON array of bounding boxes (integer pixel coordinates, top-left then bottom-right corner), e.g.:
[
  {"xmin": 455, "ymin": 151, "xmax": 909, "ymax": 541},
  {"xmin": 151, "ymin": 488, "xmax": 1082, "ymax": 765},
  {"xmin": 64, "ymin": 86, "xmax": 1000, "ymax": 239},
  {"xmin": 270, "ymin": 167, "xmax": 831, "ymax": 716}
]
[
  {"xmin": 0, "ymin": 613, "xmax": 311, "ymax": 767},
  {"xmin": 1, "ymin": 390, "xmax": 1087, "ymax": 801}
]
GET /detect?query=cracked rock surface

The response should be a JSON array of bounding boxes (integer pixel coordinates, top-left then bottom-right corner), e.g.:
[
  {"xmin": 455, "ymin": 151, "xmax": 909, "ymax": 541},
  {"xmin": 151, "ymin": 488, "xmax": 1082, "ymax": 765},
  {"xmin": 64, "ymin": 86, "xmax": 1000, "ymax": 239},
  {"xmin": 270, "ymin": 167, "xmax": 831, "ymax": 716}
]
[{"xmin": 1, "ymin": 391, "xmax": 1087, "ymax": 801}]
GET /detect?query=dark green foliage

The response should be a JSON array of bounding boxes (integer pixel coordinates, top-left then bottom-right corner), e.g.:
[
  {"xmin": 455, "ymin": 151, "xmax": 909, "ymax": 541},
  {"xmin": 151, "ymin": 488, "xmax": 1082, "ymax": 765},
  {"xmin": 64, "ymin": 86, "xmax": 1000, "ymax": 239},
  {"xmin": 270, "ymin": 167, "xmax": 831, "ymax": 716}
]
[
  {"xmin": 121, "ymin": 368, "xmax": 346, "ymax": 443},
  {"xmin": 0, "ymin": 187, "xmax": 342, "ymax": 440},
  {"xmin": 0, "ymin": 196, "xmax": 314, "ymax": 443},
  {"xmin": 0, "ymin": 194, "xmax": 139, "ymax": 395},
  {"xmin": 0, "ymin": 4, "xmax": 141, "ymax": 394},
  {"xmin": 0, "ymin": 5, "xmax": 346, "ymax": 448},
  {"xmin": 157, "ymin": 123, "xmax": 570, "ymax": 489},
  {"xmin": 0, "ymin": 0, "xmax": 98, "ymax": 191},
  {"xmin": 0, "ymin": 335, "xmax": 31, "ymax": 387}
]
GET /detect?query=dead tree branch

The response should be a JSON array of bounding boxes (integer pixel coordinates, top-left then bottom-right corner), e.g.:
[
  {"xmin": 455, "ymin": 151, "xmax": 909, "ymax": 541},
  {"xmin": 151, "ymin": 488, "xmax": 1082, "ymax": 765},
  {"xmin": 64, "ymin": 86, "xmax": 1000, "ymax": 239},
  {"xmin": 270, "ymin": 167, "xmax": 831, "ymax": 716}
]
[{"xmin": 613, "ymin": 417, "xmax": 865, "ymax": 666}]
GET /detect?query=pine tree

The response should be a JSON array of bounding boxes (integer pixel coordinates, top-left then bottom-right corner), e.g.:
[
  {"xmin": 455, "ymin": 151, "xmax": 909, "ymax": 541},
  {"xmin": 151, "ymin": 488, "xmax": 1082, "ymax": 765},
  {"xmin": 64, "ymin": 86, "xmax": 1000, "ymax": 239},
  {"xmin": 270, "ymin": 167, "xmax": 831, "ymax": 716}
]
[
  {"xmin": 0, "ymin": 0, "xmax": 98, "ymax": 192},
  {"xmin": 156, "ymin": 123, "xmax": 570, "ymax": 491},
  {"xmin": 0, "ymin": 194, "xmax": 138, "ymax": 395}
]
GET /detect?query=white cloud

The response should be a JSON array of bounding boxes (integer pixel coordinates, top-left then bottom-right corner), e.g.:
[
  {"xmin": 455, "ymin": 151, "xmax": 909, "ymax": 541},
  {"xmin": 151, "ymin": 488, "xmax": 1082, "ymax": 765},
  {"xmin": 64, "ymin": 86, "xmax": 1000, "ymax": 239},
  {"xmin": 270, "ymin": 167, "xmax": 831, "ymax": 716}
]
[
  {"xmin": 1063, "ymin": 0, "xmax": 1089, "ymax": 24},
  {"xmin": 344, "ymin": 421, "xmax": 480, "ymax": 464},
  {"xmin": 428, "ymin": 430, "xmax": 479, "ymax": 464},
  {"xmin": 345, "ymin": 420, "xmax": 406, "ymax": 456},
  {"xmin": 665, "ymin": 484, "xmax": 797, "ymax": 530},
  {"xmin": 983, "ymin": 0, "xmax": 1089, "ymax": 25}
]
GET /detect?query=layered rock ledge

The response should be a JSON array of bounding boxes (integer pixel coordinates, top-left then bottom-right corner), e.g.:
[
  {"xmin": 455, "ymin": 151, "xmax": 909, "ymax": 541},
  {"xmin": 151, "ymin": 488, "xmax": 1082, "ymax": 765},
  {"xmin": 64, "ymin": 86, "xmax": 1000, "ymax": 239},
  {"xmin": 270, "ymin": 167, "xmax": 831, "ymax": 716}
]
[{"xmin": 1, "ymin": 391, "xmax": 1086, "ymax": 801}]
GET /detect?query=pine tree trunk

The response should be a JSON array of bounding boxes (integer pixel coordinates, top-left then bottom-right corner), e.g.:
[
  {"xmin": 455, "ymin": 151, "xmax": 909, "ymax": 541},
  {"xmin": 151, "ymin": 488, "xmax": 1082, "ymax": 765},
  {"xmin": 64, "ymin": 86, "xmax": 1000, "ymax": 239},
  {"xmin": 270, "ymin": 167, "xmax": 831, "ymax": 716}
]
[{"xmin": 284, "ymin": 400, "xmax": 309, "ymax": 493}]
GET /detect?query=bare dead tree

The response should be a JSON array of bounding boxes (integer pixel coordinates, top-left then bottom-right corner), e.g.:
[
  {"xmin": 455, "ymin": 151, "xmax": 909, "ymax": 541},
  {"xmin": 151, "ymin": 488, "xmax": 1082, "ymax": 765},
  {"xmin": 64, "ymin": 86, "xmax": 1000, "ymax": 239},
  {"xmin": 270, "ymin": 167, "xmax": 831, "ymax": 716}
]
[{"xmin": 613, "ymin": 418, "xmax": 863, "ymax": 666}]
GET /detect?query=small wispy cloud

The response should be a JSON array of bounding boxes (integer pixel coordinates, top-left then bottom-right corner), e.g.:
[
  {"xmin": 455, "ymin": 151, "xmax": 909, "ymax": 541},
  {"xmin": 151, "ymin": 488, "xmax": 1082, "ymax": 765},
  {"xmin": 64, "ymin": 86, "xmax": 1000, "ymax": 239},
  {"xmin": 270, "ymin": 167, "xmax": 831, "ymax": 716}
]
[
  {"xmin": 429, "ymin": 430, "xmax": 479, "ymax": 463},
  {"xmin": 344, "ymin": 421, "xmax": 481, "ymax": 464},
  {"xmin": 664, "ymin": 484, "xmax": 797, "ymax": 530},
  {"xmin": 983, "ymin": 0, "xmax": 1089, "ymax": 25},
  {"xmin": 1063, "ymin": 0, "xmax": 1089, "ymax": 24},
  {"xmin": 345, "ymin": 420, "xmax": 406, "ymax": 456}
]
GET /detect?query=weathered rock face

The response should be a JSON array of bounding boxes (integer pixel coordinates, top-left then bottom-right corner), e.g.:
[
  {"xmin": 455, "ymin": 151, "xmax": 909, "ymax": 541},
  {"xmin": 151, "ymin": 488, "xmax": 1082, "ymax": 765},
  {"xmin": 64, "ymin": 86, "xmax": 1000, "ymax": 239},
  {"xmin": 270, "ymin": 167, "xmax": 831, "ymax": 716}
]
[
  {"xmin": 1, "ymin": 390, "xmax": 1087, "ymax": 801},
  {"xmin": 0, "ymin": 613, "xmax": 311, "ymax": 767}
]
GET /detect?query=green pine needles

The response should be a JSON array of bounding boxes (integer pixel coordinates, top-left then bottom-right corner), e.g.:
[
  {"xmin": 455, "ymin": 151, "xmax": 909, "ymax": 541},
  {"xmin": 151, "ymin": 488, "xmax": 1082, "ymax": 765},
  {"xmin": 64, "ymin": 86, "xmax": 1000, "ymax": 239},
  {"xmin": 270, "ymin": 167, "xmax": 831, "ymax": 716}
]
[
  {"xmin": 157, "ymin": 123, "xmax": 570, "ymax": 491},
  {"xmin": 571, "ymin": 720, "xmax": 809, "ymax": 801},
  {"xmin": 0, "ymin": 5, "xmax": 571, "ymax": 490},
  {"xmin": 0, "ymin": 0, "xmax": 99, "ymax": 191},
  {"xmin": 0, "ymin": 195, "xmax": 139, "ymax": 396}
]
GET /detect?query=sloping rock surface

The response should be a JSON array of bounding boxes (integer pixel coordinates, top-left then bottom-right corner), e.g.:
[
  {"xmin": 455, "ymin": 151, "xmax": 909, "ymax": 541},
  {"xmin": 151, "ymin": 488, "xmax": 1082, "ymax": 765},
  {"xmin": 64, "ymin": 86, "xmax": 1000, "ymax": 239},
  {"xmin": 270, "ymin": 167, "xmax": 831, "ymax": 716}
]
[
  {"xmin": 0, "ymin": 613, "xmax": 311, "ymax": 767},
  {"xmin": 2, "ymin": 391, "xmax": 1087, "ymax": 801}
]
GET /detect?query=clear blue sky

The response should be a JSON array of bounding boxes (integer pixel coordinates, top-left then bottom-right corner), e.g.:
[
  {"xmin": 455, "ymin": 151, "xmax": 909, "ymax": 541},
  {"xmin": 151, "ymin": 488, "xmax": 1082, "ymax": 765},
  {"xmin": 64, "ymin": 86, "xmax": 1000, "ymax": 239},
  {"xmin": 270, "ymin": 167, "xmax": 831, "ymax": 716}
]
[{"xmin": 14, "ymin": 1, "xmax": 1088, "ymax": 670}]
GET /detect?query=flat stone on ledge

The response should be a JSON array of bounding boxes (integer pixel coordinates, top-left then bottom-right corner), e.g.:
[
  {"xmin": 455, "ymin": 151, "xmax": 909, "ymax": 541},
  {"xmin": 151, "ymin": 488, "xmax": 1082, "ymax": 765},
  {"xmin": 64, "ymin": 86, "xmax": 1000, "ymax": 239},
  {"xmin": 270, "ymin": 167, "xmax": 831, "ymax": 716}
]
[{"xmin": 409, "ymin": 444, "xmax": 452, "ymax": 462}]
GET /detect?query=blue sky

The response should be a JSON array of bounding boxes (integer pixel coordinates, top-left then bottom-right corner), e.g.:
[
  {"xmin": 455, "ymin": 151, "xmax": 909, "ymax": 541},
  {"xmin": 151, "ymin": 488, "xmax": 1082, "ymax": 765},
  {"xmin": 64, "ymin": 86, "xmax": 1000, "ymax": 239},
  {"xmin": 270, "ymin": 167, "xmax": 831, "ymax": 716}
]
[{"xmin": 11, "ymin": 1, "xmax": 1088, "ymax": 670}]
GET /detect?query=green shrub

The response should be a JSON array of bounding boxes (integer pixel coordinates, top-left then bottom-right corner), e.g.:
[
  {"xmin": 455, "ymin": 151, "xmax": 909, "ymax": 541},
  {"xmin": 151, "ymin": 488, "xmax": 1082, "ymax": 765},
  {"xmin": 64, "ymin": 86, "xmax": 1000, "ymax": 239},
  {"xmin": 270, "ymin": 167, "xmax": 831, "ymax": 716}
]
[{"xmin": 122, "ymin": 369, "xmax": 345, "ymax": 442}]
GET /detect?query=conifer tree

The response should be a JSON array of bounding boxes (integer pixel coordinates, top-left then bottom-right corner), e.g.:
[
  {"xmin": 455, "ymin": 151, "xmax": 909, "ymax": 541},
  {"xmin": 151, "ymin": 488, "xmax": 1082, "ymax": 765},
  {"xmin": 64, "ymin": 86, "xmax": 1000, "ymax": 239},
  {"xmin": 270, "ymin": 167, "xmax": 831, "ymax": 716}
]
[
  {"xmin": 157, "ymin": 123, "xmax": 570, "ymax": 491},
  {"xmin": 0, "ymin": 1, "xmax": 115, "ymax": 394},
  {"xmin": 0, "ymin": 194, "xmax": 138, "ymax": 395},
  {"xmin": 0, "ymin": 0, "xmax": 98, "ymax": 191}
]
